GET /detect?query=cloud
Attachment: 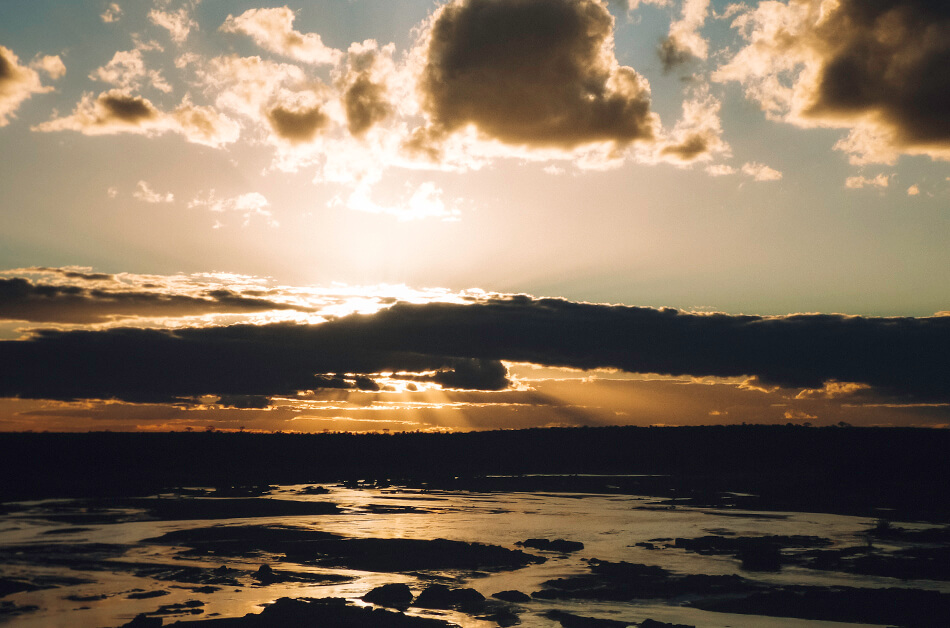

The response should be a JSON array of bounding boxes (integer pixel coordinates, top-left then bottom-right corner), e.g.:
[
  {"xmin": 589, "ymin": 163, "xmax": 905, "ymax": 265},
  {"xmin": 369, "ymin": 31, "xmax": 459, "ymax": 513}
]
[
  {"xmin": 658, "ymin": 0, "xmax": 711, "ymax": 71},
  {"xmin": 654, "ymin": 84, "xmax": 728, "ymax": 164},
  {"xmin": 133, "ymin": 180, "xmax": 174, "ymax": 203},
  {"xmin": 413, "ymin": 0, "xmax": 658, "ymax": 151},
  {"xmin": 338, "ymin": 40, "xmax": 396, "ymax": 137},
  {"xmin": 845, "ymin": 174, "xmax": 889, "ymax": 189},
  {"xmin": 0, "ymin": 45, "xmax": 55, "ymax": 126},
  {"xmin": 2, "ymin": 296, "xmax": 949, "ymax": 405},
  {"xmin": 0, "ymin": 276, "xmax": 311, "ymax": 324},
  {"xmin": 331, "ymin": 180, "xmax": 462, "ymax": 221},
  {"xmin": 89, "ymin": 49, "xmax": 171, "ymax": 93},
  {"xmin": 705, "ymin": 164, "xmax": 735, "ymax": 176},
  {"xmin": 741, "ymin": 161, "xmax": 782, "ymax": 181},
  {"xmin": 907, "ymin": 184, "xmax": 920, "ymax": 196},
  {"xmin": 149, "ymin": 6, "xmax": 198, "ymax": 43},
  {"xmin": 31, "ymin": 55, "xmax": 66, "ymax": 80},
  {"xmin": 714, "ymin": 0, "xmax": 950, "ymax": 164},
  {"xmin": 32, "ymin": 90, "xmax": 240, "ymax": 148},
  {"xmin": 220, "ymin": 7, "xmax": 343, "ymax": 66},
  {"xmin": 101, "ymin": 3, "xmax": 122, "ymax": 23},
  {"xmin": 188, "ymin": 191, "xmax": 278, "ymax": 227}
]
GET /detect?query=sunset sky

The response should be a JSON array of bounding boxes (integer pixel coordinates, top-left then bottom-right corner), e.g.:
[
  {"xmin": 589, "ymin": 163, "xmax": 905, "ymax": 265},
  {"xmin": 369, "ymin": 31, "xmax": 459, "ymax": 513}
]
[{"xmin": 1, "ymin": 0, "xmax": 948, "ymax": 431}]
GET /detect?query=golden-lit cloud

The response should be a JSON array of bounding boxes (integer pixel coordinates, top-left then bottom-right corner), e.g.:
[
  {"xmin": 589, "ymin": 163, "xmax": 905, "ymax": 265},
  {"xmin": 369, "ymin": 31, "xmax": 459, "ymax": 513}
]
[
  {"xmin": 845, "ymin": 173, "xmax": 889, "ymax": 189},
  {"xmin": 149, "ymin": 4, "xmax": 199, "ymax": 44},
  {"xmin": 188, "ymin": 190, "xmax": 278, "ymax": 228},
  {"xmin": 32, "ymin": 89, "xmax": 240, "ymax": 147},
  {"xmin": 220, "ymin": 6, "xmax": 343, "ymax": 66},
  {"xmin": 100, "ymin": 3, "xmax": 122, "ymax": 24},
  {"xmin": 89, "ymin": 49, "xmax": 171, "ymax": 93},
  {"xmin": 714, "ymin": 0, "xmax": 950, "ymax": 164},
  {"xmin": 31, "ymin": 54, "xmax": 66, "ymax": 80},
  {"xmin": 265, "ymin": 95, "xmax": 331, "ymax": 145},
  {"xmin": 0, "ymin": 45, "xmax": 56, "ymax": 126},
  {"xmin": 337, "ymin": 40, "xmax": 396, "ymax": 137},
  {"xmin": 741, "ymin": 161, "xmax": 782, "ymax": 181},
  {"xmin": 413, "ymin": 0, "xmax": 659, "ymax": 152},
  {"xmin": 659, "ymin": 0, "xmax": 710, "ymax": 71},
  {"xmin": 654, "ymin": 84, "xmax": 729, "ymax": 164},
  {"xmin": 133, "ymin": 180, "xmax": 174, "ymax": 204}
]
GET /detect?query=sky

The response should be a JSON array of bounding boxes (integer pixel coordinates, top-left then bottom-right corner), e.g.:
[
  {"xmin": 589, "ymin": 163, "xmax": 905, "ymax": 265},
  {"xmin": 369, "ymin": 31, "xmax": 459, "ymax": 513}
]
[{"xmin": 0, "ymin": 0, "xmax": 948, "ymax": 432}]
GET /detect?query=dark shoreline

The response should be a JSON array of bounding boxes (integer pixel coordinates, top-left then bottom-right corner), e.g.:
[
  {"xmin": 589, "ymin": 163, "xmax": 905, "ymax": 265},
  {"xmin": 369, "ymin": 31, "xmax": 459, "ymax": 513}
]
[{"xmin": 2, "ymin": 425, "xmax": 947, "ymax": 521}]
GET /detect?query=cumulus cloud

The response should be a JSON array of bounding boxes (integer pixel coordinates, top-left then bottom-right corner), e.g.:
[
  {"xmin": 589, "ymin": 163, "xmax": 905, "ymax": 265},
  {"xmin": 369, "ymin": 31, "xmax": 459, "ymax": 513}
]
[
  {"xmin": 101, "ymin": 3, "xmax": 122, "ymax": 23},
  {"xmin": 189, "ymin": 191, "xmax": 277, "ymax": 227},
  {"xmin": 413, "ymin": 0, "xmax": 658, "ymax": 151},
  {"xmin": 331, "ymin": 180, "xmax": 462, "ymax": 222},
  {"xmin": 845, "ymin": 174, "xmax": 889, "ymax": 189},
  {"xmin": 0, "ymin": 46, "xmax": 55, "ymax": 126},
  {"xmin": 31, "ymin": 55, "xmax": 66, "ymax": 80},
  {"xmin": 2, "ymin": 296, "xmax": 949, "ymax": 404},
  {"xmin": 338, "ymin": 40, "xmax": 396, "ymax": 137},
  {"xmin": 907, "ymin": 184, "xmax": 920, "ymax": 196},
  {"xmin": 714, "ymin": 0, "xmax": 950, "ymax": 164},
  {"xmin": 741, "ymin": 161, "xmax": 782, "ymax": 181},
  {"xmin": 705, "ymin": 164, "xmax": 736, "ymax": 176},
  {"xmin": 220, "ymin": 7, "xmax": 343, "ymax": 66},
  {"xmin": 89, "ymin": 49, "xmax": 171, "ymax": 93},
  {"xmin": 658, "ymin": 0, "xmax": 710, "ymax": 71},
  {"xmin": 654, "ymin": 85, "xmax": 728, "ymax": 164},
  {"xmin": 197, "ymin": 55, "xmax": 307, "ymax": 120},
  {"xmin": 133, "ymin": 180, "xmax": 174, "ymax": 203},
  {"xmin": 149, "ymin": 6, "xmax": 199, "ymax": 43},
  {"xmin": 32, "ymin": 90, "xmax": 239, "ymax": 148}
]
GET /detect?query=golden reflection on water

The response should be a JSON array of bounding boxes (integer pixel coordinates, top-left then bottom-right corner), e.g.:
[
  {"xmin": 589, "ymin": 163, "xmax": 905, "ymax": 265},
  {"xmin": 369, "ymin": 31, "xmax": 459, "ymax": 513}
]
[{"xmin": 1, "ymin": 485, "xmax": 947, "ymax": 628}]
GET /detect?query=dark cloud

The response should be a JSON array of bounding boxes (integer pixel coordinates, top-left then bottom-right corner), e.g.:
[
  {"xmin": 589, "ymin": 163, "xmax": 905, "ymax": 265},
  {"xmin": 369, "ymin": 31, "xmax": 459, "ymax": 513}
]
[
  {"xmin": 716, "ymin": 0, "xmax": 950, "ymax": 162},
  {"xmin": 344, "ymin": 74, "xmax": 391, "ymax": 137},
  {"xmin": 803, "ymin": 0, "xmax": 950, "ymax": 149},
  {"xmin": 659, "ymin": 133, "xmax": 708, "ymax": 160},
  {"xmin": 2, "ymin": 297, "xmax": 948, "ymax": 405},
  {"xmin": 27, "ymin": 267, "xmax": 116, "ymax": 282},
  {"xmin": 416, "ymin": 0, "xmax": 657, "ymax": 149},
  {"xmin": 0, "ymin": 45, "xmax": 52, "ymax": 126},
  {"xmin": 99, "ymin": 91, "xmax": 159, "ymax": 123},
  {"xmin": 0, "ymin": 277, "xmax": 311, "ymax": 324},
  {"xmin": 658, "ymin": 37, "xmax": 693, "ymax": 73},
  {"xmin": 266, "ymin": 104, "xmax": 330, "ymax": 144}
]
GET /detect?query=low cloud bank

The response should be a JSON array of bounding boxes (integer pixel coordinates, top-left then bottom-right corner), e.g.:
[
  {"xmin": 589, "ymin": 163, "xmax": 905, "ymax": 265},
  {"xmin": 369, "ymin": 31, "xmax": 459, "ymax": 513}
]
[{"xmin": 2, "ymin": 297, "xmax": 947, "ymax": 405}]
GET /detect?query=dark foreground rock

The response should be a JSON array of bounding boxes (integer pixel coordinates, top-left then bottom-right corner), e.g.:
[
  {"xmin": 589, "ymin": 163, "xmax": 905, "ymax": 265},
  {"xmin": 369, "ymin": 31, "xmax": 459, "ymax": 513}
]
[
  {"xmin": 491, "ymin": 590, "xmax": 531, "ymax": 603},
  {"xmin": 533, "ymin": 559, "xmax": 756, "ymax": 601},
  {"xmin": 517, "ymin": 538, "xmax": 584, "ymax": 553},
  {"xmin": 149, "ymin": 525, "xmax": 545, "ymax": 572},
  {"xmin": 543, "ymin": 610, "xmax": 630, "ymax": 627},
  {"xmin": 413, "ymin": 584, "xmax": 485, "ymax": 612},
  {"xmin": 690, "ymin": 585, "xmax": 950, "ymax": 627},
  {"xmin": 120, "ymin": 596, "xmax": 460, "ymax": 627},
  {"xmin": 362, "ymin": 583, "xmax": 414, "ymax": 610}
]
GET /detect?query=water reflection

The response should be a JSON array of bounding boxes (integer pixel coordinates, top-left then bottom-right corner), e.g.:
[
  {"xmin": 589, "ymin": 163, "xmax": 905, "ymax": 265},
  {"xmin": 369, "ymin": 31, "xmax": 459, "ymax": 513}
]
[{"xmin": 1, "ymin": 484, "xmax": 947, "ymax": 627}]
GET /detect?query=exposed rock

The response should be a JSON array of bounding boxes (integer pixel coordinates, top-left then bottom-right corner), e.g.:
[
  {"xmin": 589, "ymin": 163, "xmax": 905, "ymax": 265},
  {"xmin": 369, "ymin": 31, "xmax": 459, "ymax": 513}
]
[
  {"xmin": 544, "ymin": 609, "xmax": 631, "ymax": 627},
  {"xmin": 0, "ymin": 601, "xmax": 39, "ymax": 617},
  {"xmin": 126, "ymin": 590, "xmax": 170, "ymax": 600},
  {"xmin": 414, "ymin": 584, "xmax": 486, "ymax": 612},
  {"xmin": 533, "ymin": 559, "xmax": 757, "ymax": 601},
  {"xmin": 690, "ymin": 585, "xmax": 950, "ymax": 627},
  {"xmin": 517, "ymin": 538, "xmax": 584, "ymax": 553},
  {"xmin": 168, "ymin": 596, "xmax": 459, "ymax": 627},
  {"xmin": 491, "ymin": 590, "xmax": 531, "ymax": 603},
  {"xmin": 362, "ymin": 583, "xmax": 414, "ymax": 610},
  {"xmin": 478, "ymin": 606, "xmax": 522, "ymax": 626}
]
